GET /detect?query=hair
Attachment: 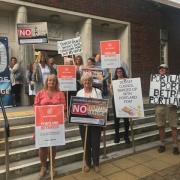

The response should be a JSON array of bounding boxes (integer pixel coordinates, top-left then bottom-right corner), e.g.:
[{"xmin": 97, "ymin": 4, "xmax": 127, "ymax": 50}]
[
  {"xmin": 11, "ymin": 57, "xmax": 17, "ymax": 62},
  {"xmin": 36, "ymin": 51, "xmax": 48, "ymax": 63},
  {"xmin": 75, "ymin": 55, "xmax": 83, "ymax": 65},
  {"xmin": 87, "ymin": 57, "xmax": 95, "ymax": 65},
  {"xmin": 44, "ymin": 74, "xmax": 59, "ymax": 91},
  {"xmin": 80, "ymin": 73, "xmax": 93, "ymax": 85},
  {"xmin": 113, "ymin": 67, "xmax": 128, "ymax": 80}
]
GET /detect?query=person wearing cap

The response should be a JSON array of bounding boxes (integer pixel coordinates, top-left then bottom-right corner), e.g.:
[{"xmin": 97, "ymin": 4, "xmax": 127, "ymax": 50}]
[{"xmin": 155, "ymin": 64, "xmax": 179, "ymax": 154}]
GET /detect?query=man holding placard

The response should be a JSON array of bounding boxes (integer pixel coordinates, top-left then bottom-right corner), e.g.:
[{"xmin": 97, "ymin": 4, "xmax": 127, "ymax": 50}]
[{"xmin": 153, "ymin": 64, "xmax": 179, "ymax": 154}]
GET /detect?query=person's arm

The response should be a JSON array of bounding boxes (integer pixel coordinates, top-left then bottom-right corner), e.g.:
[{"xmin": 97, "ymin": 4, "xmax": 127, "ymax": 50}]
[{"xmin": 9, "ymin": 63, "xmax": 19, "ymax": 73}]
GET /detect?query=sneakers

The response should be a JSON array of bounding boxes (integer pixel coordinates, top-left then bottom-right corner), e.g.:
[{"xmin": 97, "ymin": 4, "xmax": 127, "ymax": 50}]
[
  {"xmin": 158, "ymin": 145, "xmax": 166, "ymax": 153},
  {"xmin": 173, "ymin": 147, "xmax": 179, "ymax": 155}
]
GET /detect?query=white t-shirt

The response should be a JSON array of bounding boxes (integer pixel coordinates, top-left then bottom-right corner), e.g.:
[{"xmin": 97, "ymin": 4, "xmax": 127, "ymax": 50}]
[
  {"xmin": 76, "ymin": 87, "xmax": 102, "ymax": 99},
  {"xmin": 39, "ymin": 64, "xmax": 50, "ymax": 85}
]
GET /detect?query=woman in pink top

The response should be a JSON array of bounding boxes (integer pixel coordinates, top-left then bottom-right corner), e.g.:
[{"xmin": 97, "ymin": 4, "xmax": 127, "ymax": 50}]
[{"xmin": 34, "ymin": 74, "xmax": 66, "ymax": 178}]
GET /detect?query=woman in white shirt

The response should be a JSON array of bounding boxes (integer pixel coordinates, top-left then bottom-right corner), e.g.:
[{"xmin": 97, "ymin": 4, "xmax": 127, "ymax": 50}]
[{"xmin": 76, "ymin": 73, "xmax": 102, "ymax": 173}]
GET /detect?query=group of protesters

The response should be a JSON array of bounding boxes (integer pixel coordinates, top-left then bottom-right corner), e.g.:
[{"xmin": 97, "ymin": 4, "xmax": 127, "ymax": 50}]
[{"xmin": 9, "ymin": 51, "xmax": 179, "ymax": 178}]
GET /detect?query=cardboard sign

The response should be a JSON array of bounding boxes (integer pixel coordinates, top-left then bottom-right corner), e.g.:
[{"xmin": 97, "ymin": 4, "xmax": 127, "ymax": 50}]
[
  {"xmin": 57, "ymin": 37, "xmax": 82, "ymax": 56},
  {"xmin": 35, "ymin": 105, "xmax": 65, "ymax": 148},
  {"xmin": 113, "ymin": 78, "xmax": 144, "ymax": 117},
  {"xmin": 81, "ymin": 68, "xmax": 103, "ymax": 87},
  {"xmin": 17, "ymin": 22, "xmax": 48, "ymax": 44},
  {"xmin": 57, "ymin": 65, "xmax": 76, "ymax": 91},
  {"xmin": 100, "ymin": 40, "xmax": 121, "ymax": 68},
  {"xmin": 149, "ymin": 74, "xmax": 180, "ymax": 106},
  {"xmin": 69, "ymin": 96, "xmax": 108, "ymax": 126}
]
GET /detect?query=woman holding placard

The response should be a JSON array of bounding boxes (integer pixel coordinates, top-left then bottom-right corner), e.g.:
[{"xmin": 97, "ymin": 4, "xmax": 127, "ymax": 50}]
[
  {"xmin": 111, "ymin": 67, "xmax": 130, "ymax": 144},
  {"xmin": 76, "ymin": 73, "xmax": 102, "ymax": 173},
  {"xmin": 34, "ymin": 74, "xmax": 66, "ymax": 178}
]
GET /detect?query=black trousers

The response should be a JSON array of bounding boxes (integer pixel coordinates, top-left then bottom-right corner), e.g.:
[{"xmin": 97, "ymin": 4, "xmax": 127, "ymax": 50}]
[
  {"xmin": 11, "ymin": 84, "xmax": 21, "ymax": 106},
  {"xmin": 114, "ymin": 117, "xmax": 130, "ymax": 140},
  {"xmin": 79, "ymin": 125, "xmax": 101, "ymax": 167}
]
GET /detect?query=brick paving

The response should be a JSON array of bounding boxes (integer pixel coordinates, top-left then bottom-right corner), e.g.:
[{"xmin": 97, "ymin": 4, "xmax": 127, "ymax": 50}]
[
  {"xmin": 56, "ymin": 145, "xmax": 180, "ymax": 180},
  {"xmin": 142, "ymin": 163, "xmax": 180, "ymax": 180}
]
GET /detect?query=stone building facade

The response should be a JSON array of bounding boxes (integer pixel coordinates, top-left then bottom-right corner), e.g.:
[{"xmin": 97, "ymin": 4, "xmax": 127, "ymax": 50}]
[{"xmin": 0, "ymin": 0, "xmax": 180, "ymax": 104}]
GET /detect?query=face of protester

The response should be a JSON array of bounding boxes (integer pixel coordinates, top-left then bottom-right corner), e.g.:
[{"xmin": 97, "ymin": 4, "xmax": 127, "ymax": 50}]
[
  {"xmin": 95, "ymin": 54, "xmax": 101, "ymax": 62},
  {"xmin": 40, "ymin": 54, "xmax": 46, "ymax": 63},
  {"xmin": 75, "ymin": 58, "xmax": 82, "ymax": 66},
  {"xmin": 87, "ymin": 59, "xmax": 93, "ymax": 67},
  {"xmin": 116, "ymin": 69, "xmax": 124, "ymax": 79},
  {"xmin": 83, "ymin": 79, "xmax": 92, "ymax": 89},
  {"xmin": 11, "ymin": 58, "xmax": 17, "ymax": 65},
  {"xmin": 48, "ymin": 58, "xmax": 54, "ymax": 66},
  {"xmin": 159, "ymin": 67, "xmax": 168, "ymax": 75},
  {"xmin": 47, "ymin": 76, "xmax": 56, "ymax": 89}
]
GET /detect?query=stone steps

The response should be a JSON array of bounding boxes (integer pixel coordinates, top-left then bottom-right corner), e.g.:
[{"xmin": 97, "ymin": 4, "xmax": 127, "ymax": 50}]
[{"xmin": 0, "ymin": 107, "xmax": 179, "ymax": 179}]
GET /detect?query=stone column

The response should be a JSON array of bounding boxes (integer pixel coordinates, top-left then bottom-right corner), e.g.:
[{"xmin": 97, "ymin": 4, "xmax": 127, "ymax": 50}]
[
  {"xmin": 16, "ymin": 6, "xmax": 33, "ymax": 105},
  {"xmin": 118, "ymin": 25, "xmax": 131, "ymax": 77},
  {"xmin": 80, "ymin": 18, "xmax": 92, "ymax": 65}
]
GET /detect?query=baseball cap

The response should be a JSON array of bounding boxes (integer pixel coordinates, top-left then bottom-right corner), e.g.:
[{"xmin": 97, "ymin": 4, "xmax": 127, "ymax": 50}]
[{"xmin": 159, "ymin": 64, "xmax": 168, "ymax": 69}]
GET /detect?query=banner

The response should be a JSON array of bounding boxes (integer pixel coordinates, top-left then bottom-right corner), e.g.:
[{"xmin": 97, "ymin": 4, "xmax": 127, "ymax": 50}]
[
  {"xmin": 149, "ymin": 74, "xmax": 180, "ymax": 106},
  {"xmin": 0, "ymin": 37, "xmax": 12, "ymax": 106},
  {"xmin": 57, "ymin": 65, "xmax": 76, "ymax": 91},
  {"xmin": 17, "ymin": 22, "xmax": 48, "ymax": 44},
  {"xmin": 100, "ymin": 40, "xmax": 121, "ymax": 69},
  {"xmin": 57, "ymin": 37, "xmax": 82, "ymax": 56},
  {"xmin": 69, "ymin": 96, "xmax": 108, "ymax": 126},
  {"xmin": 112, "ymin": 78, "xmax": 144, "ymax": 117},
  {"xmin": 81, "ymin": 68, "xmax": 103, "ymax": 87},
  {"xmin": 35, "ymin": 105, "xmax": 65, "ymax": 148}
]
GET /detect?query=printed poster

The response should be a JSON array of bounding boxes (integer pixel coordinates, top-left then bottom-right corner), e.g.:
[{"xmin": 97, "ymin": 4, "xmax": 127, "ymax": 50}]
[
  {"xmin": 35, "ymin": 105, "xmax": 65, "ymax": 148},
  {"xmin": 57, "ymin": 65, "xmax": 76, "ymax": 91},
  {"xmin": 100, "ymin": 40, "xmax": 121, "ymax": 69},
  {"xmin": 113, "ymin": 78, "xmax": 144, "ymax": 118},
  {"xmin": 149, "ymin": 74, "xmax": 180, "ymax": 106},
  {"xmin": 17, "ymin": 22, "xmax": 48, "ymax": 44},
  {"xmin": 69, "ymin": 96, "xmax": 108, "ymax": 126},
  {"xmin": 0, "ymin": 37, "xmax": 12, "ymax": 106}
]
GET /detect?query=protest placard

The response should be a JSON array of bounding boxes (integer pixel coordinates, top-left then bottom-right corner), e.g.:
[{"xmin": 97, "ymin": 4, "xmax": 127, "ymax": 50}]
[
  {"xmin": 100, "ymin": 40, "xmax": 121, "ymax": 69},
  {"xmin": 57, "ymin": 37, "xmax": 82, "ymax": 57},
  {"xmin": 81, "ymin": 68, "xmax": 103, "ymax": 87},
  {"xmin": 149, "ymin": 74, "xmax": 180, "ymax": 106},
  {"xmin": 57, "ymin": 65, "xmax": 76, "ymax": 91},
  {"xmin": 69, "ymin": 96, "xmax": 108, "ymax": 126},
  {"xmin": 112, "ymin": 78, "xmax": 144, "ymax": 118},
  {"xmin": 17, "ymin": 22, "xmax": 48, "ymax": 44},
  {"xmin": 35, "ymin": 105, "xmax": 65, "ymax": 148}
]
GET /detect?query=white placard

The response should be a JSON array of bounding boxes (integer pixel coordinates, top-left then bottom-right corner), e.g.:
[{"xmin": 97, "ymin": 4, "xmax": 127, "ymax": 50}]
[
  {"xmin": 57, "ymin": 37, "xmax": 82, "ymax": 56},
  {"xmin": 149, "ymin": 74, "xmax": 180, "ymax": 106},
  {"xmin": 113, "ymin": 78, "xmax": 144, "ymax": 117},
  {"xmin": 35, "ymin": 105, "xmax": 65, "ymax": 148}
]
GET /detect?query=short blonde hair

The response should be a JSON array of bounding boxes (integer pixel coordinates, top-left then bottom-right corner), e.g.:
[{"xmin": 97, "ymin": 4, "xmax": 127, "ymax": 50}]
[
  {"xmin": 44, "ymin": 74, "xmax": 59, "ymax": 91},
  {"xmin": 81, "ymin": 73, "xmax": 93, "ymax": 85}
]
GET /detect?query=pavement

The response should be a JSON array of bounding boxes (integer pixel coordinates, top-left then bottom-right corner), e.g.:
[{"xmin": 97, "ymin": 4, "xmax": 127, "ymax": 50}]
[
  {"xmin": 55, "ymin": 144, "xmax": 180, "ymax": 180},
  {"xmin": 1, "ymin": 106, "xmax": 180, "ymax": 180}
]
